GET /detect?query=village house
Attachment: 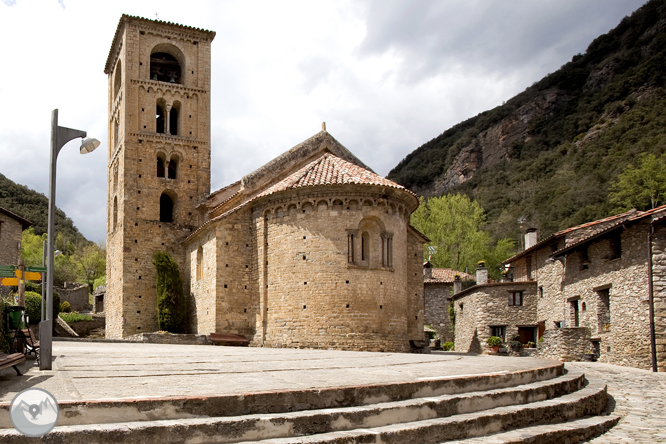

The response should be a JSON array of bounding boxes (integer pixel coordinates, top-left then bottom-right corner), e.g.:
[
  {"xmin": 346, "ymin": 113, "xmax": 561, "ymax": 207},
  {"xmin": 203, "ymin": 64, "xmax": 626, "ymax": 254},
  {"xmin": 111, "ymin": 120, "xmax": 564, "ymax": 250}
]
[
  {"xmin": 453, "ymin": 206, "xmax": 666, "ymax": 372},
  {"xmin": 423, "ymin": 263, "xmax": 474, "ymax": 343},
  {"xmin": 0, "ymin": 206, "xmax": 30, "ymax": 268},
  {"xmin": 104, "ymin": 15, "xmax": 427, "ymax": 352}
]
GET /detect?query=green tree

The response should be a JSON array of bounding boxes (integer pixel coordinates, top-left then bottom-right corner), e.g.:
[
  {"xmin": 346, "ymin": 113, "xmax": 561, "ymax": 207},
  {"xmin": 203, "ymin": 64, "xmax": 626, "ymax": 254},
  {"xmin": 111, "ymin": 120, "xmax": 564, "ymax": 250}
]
[
  {"xmin": 21, "ymin": 227, "xmax": 46, "ymax": 267},
  {"xmin": 72, "ymin": 242, "xmax": 106, "ymax": 294},
  {"xmin": 410, "ymin": 194, "xmax": 516, "ymax": 280},
  {"xmin": 610, "ymin": 152, "xmax": 666, "ymax": 211},
  {"xmin": 153, "ymin": 252, "xmax": 186, "ymax": 333}
]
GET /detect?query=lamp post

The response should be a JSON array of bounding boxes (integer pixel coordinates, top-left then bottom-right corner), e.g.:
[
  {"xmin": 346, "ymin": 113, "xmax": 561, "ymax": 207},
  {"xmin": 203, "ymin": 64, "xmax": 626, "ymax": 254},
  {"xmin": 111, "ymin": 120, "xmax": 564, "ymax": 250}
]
[{"xmin": 40, "ymin": 109, "xmax": 100, "ymax": 371}]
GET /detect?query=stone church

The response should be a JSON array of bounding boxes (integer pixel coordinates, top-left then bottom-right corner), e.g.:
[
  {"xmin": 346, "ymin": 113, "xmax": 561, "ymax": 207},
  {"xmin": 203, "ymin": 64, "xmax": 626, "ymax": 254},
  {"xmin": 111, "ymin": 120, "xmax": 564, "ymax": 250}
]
[{"xmin": 104, "ymin": 15, "xmax": 426, "ymax": 352}]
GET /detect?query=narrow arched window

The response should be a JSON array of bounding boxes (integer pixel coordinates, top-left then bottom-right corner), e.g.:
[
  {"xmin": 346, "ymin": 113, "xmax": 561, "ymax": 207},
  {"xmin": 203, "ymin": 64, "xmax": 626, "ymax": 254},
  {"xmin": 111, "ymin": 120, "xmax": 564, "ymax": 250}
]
[
  {"xmin": 114, "ymin": 119, "xmax": 119, "ymax": 147},
  {"xmin": 157, "ymin": 156, "xmax": 165, "ymax": 177},
  {"xmin": 168, "ymin": 156, "xmax": 177, "ymax": 179},
  {"xmin": 196, "ymin": 246, "xmax": 203, "ymax": 281},
  {"xmin": 169, "ymin": 106, "xmax": 178, "ymax": 136},
  {"xmin": 114, "ymin": 60, "xmax": 122, "ymax": 99},
  {"xmin": 150, "ymin": 52, "xmax": 181, "ymax": 83},
  {"xmin": 160, "ymin": 193, "xmax": 174, "ymax": 222},
  {"xmin": 361, "ymin": 232, "xmax": 369, "ymax": 262},
  {"xmin": 113, "ymin": 196, "xmax": 118, "ymax": 231},
  {"xmin": 156, "ymin": 104, "xmax": 165, "ymax": 134}
]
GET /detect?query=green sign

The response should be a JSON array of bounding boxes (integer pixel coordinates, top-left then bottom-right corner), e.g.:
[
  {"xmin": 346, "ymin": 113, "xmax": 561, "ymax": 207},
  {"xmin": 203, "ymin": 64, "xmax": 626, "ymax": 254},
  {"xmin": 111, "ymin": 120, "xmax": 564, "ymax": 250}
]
[
  {"xmin": 26, "ymin": 266, "xmax": 47, "ymax": 273},
  {"xmin": 0, "ymin": 265, "xmax": 16, "ymax": 271},
  {"xmin": 0, "ymin": 270, "xmax": 15, "ymax": 277}
]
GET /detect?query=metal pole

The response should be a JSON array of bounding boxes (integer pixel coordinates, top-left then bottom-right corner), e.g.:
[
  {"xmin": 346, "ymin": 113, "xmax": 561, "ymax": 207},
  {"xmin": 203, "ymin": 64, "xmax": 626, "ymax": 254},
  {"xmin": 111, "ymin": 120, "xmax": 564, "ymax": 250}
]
[
  {"xmin": 40, "ymin": 109, "xmax": 58, "ymax": 371},
  {"xmin": 41, "ymin": 240, "xmax": 46, "ymax": 322}
]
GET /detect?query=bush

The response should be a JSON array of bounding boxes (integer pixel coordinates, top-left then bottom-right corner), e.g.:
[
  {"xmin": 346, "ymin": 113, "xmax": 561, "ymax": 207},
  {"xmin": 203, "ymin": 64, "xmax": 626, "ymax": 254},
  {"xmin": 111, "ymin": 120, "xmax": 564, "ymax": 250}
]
[
  {"xmin": 59, "ymin": 312, "xmax": 93, "ymax": 323},
  {"xmin": 154, "ymin": 252, "xmax": 186, "ymax": 333},
  {"xmin": 60, "ymin": 301, "xmax": 71, "ymax": 313},
  {"xmin": 442, "ymin": 342, "xmax": 454, "ymax": 351},
  {"xmin": 24, "ymin": 292, "xmax": 42, "ymax": 324},
  {"xmin": 487, "ymin": 336, "xmax": 503, "ymax": 347}
]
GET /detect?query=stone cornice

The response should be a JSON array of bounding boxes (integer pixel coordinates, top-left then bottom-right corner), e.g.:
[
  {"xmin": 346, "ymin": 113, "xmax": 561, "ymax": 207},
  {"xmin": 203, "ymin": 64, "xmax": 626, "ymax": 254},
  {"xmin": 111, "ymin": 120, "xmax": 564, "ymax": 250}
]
[
  {"xmin": 131, "ymin": 79, "xmax": 208, "ymax": 95},
  {"xmin": 452, "ymin": 281, "xmax": 538, "ymax": 300}
]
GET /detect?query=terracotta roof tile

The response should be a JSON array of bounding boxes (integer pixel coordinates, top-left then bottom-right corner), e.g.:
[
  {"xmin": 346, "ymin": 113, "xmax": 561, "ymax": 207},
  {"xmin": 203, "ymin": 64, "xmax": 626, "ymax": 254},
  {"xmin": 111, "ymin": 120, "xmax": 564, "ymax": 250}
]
[
  {"xmin": 425, "ymin": 268, "xmax": 475, "ymax": 284},
  {"xmin": 256, "ymin": 153, "xmax": 408, "ymax": 197}
]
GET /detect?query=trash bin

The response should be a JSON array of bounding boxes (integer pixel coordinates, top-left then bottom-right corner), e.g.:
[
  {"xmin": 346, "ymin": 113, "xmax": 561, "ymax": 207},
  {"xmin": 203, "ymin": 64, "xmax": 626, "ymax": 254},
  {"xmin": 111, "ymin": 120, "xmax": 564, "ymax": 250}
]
[{"xmin": 7, "ymin": 306, "xmax": 24, "ymax": 330}]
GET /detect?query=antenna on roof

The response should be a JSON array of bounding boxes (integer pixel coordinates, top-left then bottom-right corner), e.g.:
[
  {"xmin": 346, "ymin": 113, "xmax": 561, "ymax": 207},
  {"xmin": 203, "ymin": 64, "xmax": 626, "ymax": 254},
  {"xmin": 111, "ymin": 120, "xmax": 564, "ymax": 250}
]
[
  {"xmin": 155, "ymin": 13, "xmax": 159, "ymax": 20},
  {"xmin": 322, "ymin": 122, "xmax": 326, "ymax": 132}
]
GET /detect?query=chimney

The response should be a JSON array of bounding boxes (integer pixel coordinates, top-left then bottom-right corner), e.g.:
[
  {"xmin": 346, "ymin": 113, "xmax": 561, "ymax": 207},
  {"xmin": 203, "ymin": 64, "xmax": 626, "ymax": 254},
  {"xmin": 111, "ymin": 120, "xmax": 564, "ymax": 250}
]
[
  {"xmin": 476, "ymin": 262, "xmax": 488, "ymax": 285},
  {"xmin": 453, "ymin": 275, "xmax": 462, "ymax": 294},
  {"xmin": 423, "ymin": 261, "xmax": 432, "ymax": 280},
  {"xmin": 525, "ymin": 228, "xmax": 538, "ymax": 250}
]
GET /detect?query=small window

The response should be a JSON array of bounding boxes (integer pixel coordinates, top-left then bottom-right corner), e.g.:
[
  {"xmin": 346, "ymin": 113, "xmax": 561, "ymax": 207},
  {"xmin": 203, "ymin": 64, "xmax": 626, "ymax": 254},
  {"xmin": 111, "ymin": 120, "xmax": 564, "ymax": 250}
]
[
  {"xmin": 579, "ymin": 248, "xmax": 590, "ymax": 271},
  {"xmin": 168, "ymin": 155, "xmax": 178, "ymax": 179},
  {"xmin": 508, "ymin": 291, "xmax": 523, "ymax": 306},
  {"xmin": 538, "ymin": 286, "xmax": 543, "ymax": 298},
  {"xmin": 113, "ymin": 196, "xmax": 118, "ymax": 231},
  {"xmin": 608, "ymin": 235, "xmax": 621, "ymax": 260},
  {"xmin": 160, "ymin": 193, "xmax": 174, "ymax": 222},
  {"xmin": 157, "ymin": 156, "xmax": 165, "ymax": 177},
  {"xmin": 490, "ymin": 326, "xmax": 506, "ymax": 341},
  {"xmin": 156, "ymin": 104, "xmax": 165, "ymax": 134},
  {"xmin": 347, "ymin": 231, "xmax": 356, "ymax": 264},
  {"xmin": 361, "ymin": 231, "xmax": 369, "ymax": 262}
]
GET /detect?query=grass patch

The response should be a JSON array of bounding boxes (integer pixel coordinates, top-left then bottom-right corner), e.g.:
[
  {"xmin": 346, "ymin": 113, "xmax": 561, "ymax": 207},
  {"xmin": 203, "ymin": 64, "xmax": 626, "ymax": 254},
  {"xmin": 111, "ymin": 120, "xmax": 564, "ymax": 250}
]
[{"xmin": 59, "ymin": 312, "xmax": 93, "ymax": 323}]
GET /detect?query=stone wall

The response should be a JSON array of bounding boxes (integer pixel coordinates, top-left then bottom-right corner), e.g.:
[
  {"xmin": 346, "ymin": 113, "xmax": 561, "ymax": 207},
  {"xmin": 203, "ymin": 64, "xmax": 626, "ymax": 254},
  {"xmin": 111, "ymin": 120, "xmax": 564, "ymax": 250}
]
[
  {"xmin": 425, "ymin": 283, "xmax": 453, "ymax": 343},
  {"xmin": 652, "ymin": 222, "xmax": 666, "ymax": 372},
  {"xmin": 56, "ymin": 283, "xmax": 92, "ymax": 312},
  {"xmin": 454, "ymin": 281, "xmax": 538, "ymax": 353},
  {"xmin": 0, "ymin": 214, "xmax": 22, "ymax": 267},
  {"xmin": 185, "ymin": 186, "xmax": 424, "ymax": 353},
  {"xmin": 532, "ymin": 327, "xmax": 592, "ymax": 361},
  {"xmin": 562, "ymin": 221, "xmax": 651, "ymax": 370}
]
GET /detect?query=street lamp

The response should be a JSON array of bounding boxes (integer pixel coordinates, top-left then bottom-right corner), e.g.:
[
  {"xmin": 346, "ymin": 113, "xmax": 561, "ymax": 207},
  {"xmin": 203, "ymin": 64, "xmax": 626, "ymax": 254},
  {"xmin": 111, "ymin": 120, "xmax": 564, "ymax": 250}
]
[{"xmin": 40, "ymin": 109, "xmax": 100, "ymax": 371}]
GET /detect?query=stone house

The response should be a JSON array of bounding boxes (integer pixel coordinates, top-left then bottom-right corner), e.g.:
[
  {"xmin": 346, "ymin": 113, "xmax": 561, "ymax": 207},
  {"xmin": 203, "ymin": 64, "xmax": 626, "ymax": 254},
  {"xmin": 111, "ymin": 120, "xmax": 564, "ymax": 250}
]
[
  {"xmin": 423, "ymin": 264, "xmax": 474, "ymax": 343},
  {"xmin": 453, "ymin": 206, "xmax": 666, "ymax": 372},
  {"xmin": 104, "ymin": 15, "xmax": 427, "ymax": 352},
  {"xmin": 0, "ymin": 206, "xmax": 30, "ymax": 268}
]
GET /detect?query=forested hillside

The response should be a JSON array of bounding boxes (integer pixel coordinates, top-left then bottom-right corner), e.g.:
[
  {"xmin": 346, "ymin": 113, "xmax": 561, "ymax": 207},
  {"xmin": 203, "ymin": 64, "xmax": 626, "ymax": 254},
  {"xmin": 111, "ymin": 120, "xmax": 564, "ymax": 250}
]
[
  {"xmin": 0, "ymin": 172, "xmax": 87, "ymax": 245},
  {"xmin": 388, "ymin": 0, "xmax": 666, "ymax": 242}
]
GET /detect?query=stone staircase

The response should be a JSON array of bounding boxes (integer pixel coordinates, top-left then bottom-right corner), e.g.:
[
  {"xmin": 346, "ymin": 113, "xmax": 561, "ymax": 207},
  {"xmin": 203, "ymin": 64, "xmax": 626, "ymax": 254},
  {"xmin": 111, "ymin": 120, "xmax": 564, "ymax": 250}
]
[{"xmin": 0, "ymin": 363, "xmax": 618, "ymax": 443}]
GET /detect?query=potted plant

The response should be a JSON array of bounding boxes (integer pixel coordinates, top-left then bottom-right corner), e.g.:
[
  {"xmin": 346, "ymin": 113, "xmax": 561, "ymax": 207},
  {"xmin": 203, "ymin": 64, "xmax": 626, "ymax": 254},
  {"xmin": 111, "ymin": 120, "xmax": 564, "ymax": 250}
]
[
  {"xmin": 487, "ymin": 336, "xmax": 502, "ymax": 352},
  {"xmin": 526, "ymin": 341, "xmax": 536, "ymax": 348},
  {"xmin": 582, "ymin": 350, "xmax": 595, "ymax": 361}
]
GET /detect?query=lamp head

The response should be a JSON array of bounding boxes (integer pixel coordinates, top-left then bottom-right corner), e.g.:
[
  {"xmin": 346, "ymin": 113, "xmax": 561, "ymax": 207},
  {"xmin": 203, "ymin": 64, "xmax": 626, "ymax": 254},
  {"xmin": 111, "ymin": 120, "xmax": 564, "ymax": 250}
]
[{"xmin": 80, "ymin": 137, "xmax": 100, "ymax": 154}]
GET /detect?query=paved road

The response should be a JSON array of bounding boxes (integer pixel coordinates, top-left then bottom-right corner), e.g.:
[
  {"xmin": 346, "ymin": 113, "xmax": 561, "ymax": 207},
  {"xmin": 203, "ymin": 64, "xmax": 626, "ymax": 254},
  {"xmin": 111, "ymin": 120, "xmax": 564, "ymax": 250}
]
[
  {"xmin": 570, "ymin": 362, "xmax": 666, "ymax": 443},
  {"xmin": 0, "ymin": 342, "xmax": 558, "ymax": 403}
]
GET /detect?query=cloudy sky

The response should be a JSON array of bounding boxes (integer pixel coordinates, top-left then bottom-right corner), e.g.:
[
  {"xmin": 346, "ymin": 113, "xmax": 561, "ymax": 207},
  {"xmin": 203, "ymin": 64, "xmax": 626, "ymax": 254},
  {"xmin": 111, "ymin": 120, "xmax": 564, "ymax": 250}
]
[{"xmin": 0, "ymin": 0, "xmax": 647, "ymax": 242}]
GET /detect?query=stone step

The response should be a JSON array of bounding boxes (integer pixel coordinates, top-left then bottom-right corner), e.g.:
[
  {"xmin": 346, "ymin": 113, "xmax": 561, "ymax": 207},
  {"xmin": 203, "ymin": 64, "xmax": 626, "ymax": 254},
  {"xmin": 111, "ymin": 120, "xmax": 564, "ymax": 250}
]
[
  {"xmin": 0, "ymin": 371, "xmax": 600, "ymax": 444},
  {"xmin": 444, "ymin": 415, "xmax": 621, "ymax": 444},
  {"xmin": 232, "ymin": 376, "xmax": 608, "ymax": 443},
  {"xmin": 0, "ymin": 362, "xmax": 564, "ymax": 428}
]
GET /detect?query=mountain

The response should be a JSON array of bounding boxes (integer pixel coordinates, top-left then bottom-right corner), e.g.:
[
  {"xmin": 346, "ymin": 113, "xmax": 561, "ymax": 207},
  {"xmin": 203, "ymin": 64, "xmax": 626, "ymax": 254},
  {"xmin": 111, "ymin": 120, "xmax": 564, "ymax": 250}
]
[
  {"xmin": 388, "ymin": 0, "xmax": 666, "ymax": 242},
  {"xmin": 0, "ymin": 172, "xmax": 87, "ymax": 245}
]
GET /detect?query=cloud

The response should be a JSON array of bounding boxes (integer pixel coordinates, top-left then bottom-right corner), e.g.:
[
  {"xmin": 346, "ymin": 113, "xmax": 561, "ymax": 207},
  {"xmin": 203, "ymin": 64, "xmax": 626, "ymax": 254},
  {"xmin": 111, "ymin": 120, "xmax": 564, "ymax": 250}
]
[{"xmin": 0, "ymin": 0, "xmax": 649, "ymax": 243}]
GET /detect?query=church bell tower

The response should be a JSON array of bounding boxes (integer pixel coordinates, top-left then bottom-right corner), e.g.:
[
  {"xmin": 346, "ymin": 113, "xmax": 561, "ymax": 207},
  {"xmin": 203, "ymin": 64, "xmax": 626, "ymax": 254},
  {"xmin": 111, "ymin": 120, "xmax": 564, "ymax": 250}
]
[{"xmin": 104, "ymin": 15, "xmax": 215, "ymax": 338}]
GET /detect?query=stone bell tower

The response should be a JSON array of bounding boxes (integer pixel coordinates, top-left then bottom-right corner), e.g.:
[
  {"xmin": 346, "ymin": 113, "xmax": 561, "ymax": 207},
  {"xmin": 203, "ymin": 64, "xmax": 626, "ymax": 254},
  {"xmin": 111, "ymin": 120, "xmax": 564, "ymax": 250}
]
[{"xmin": 104, "ymin": 15, "xmax": 215, "ymax": 338}]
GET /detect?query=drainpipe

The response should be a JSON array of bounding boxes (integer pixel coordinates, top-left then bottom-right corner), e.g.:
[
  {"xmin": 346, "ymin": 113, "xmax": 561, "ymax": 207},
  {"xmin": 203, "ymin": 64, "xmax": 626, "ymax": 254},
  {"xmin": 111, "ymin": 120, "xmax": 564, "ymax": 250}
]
[{"xmin": 648, "ymin": 222, "xmax": 658, "ymax": 372}]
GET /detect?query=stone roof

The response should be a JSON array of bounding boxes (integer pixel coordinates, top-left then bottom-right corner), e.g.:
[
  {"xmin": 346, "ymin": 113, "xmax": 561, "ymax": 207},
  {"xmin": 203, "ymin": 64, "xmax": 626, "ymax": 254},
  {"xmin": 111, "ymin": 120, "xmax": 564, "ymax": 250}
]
[
  {"xmin": 503, "ymin": 208, "xmax": 640, "ymax": 265},
  {"xmin": 552, "ymin": 204, "xmax": 666, "ymax": 256},
  {"xmin": 93, "ymin": 285, "xmax": 106, "ymax": 295},
  {"xmin": 255, "ymin": 153, "xmax": 408, "ymax": 198},
  {"xmin": 0, "ymin": 207, "xmax": 31, "ymax": 230},
  {"xmin": 425, "ymin": 268, "xmax": 475, "ymax": 284},
  {"xmin": 185, "ymin": 151, "xmax": 415, "ymax": 244}
]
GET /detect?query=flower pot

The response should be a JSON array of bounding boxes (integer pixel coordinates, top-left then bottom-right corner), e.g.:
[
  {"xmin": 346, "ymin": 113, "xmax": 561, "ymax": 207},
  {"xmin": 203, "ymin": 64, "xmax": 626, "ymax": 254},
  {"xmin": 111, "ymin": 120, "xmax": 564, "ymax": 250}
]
[
  {"xmin": 490, "ymin": 345, "xmax": 500, "ymax": 353},
  {"xmin": 582, "ymin": 353, "xmax": 594, "ymax": 362}
]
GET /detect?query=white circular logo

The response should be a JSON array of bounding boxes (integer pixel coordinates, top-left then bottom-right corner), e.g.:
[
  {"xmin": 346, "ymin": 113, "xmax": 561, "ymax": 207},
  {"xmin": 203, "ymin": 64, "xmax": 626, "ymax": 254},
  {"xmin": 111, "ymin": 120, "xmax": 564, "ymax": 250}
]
[{"xmin": 9, "ymin": 388, "xmax": 59, "ymax": 437}]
